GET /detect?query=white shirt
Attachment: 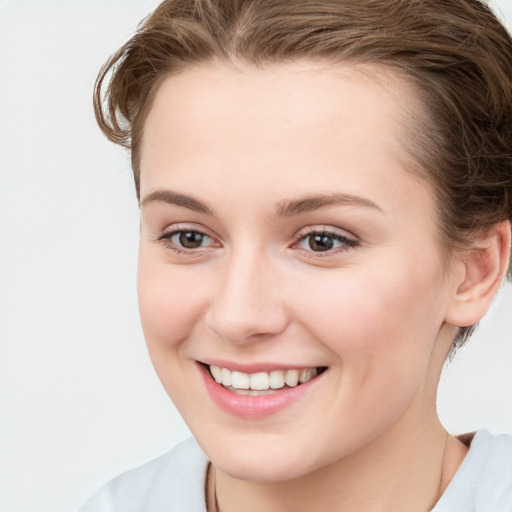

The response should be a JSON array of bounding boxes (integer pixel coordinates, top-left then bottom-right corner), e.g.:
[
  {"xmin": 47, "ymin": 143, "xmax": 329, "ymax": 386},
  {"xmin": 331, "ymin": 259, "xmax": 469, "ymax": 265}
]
[{"xmin": 80, "ymin": 429, "xmax": 512, "ymax": 512}]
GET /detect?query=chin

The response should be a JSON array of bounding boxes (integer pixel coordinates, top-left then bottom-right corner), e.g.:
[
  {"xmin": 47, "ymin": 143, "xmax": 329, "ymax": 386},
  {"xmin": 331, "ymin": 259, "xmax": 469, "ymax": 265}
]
[
  {"xmin": 195, "ymin": 428, "xmax": 335, "ymax": 483},
  {"xmin": 215, "ymin": 452, "xmax": 314, "ymax": 483}
]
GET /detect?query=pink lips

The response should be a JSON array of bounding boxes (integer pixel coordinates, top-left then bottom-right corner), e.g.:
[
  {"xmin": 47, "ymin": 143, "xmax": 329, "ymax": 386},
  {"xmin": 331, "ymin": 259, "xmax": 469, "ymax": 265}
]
[{"xmin": 198, "ymin": 363, "xmax": 324, "ymax": 419}]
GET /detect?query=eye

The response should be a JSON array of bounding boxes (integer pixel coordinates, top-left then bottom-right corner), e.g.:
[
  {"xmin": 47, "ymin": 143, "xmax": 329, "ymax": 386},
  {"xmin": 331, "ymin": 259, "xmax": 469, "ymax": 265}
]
[
  {"xmin": 173, "ymin": 230, "xmax": 207, "ymax": 249},
  {"xmin": 158, "ymin": 228, "xmax": 217, "ymax": 252},
  {"xmin": 294, "ymin": 229, "xmax": 358, "ymax": 254}
]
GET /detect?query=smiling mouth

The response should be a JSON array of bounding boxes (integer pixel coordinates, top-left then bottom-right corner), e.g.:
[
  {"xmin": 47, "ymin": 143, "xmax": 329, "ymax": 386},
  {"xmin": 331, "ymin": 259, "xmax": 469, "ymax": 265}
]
[{"xmin": 207, "ymin": 364, "xmax": 327, "ymax": 396}]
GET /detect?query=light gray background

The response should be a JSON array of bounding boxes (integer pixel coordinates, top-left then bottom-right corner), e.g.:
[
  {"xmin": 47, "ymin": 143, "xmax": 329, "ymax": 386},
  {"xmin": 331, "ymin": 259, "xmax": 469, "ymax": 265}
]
[{"xmin": 0, "ymin": 1, "xmax": 511, "ymax": 511}]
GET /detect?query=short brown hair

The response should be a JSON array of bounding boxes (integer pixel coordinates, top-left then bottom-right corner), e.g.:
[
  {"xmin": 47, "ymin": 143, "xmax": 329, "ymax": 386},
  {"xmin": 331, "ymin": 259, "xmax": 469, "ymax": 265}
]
[{"xmin": 94, "ymin": 0, "xmax": 512, "ymax": 349}]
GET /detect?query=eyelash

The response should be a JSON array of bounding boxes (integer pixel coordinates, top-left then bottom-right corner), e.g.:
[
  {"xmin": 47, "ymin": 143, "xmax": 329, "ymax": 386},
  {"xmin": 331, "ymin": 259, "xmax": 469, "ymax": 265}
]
[
  {"xmin": 157, "ymin": 227, "xmax": 217, "ymax": 254},
  {"xmin": 291, "ymin": 228, "xmax": 359, "ymax": 257},
  {"xmin": 157, "ymin": 226, "xmax": 359, "ymax": 257}
]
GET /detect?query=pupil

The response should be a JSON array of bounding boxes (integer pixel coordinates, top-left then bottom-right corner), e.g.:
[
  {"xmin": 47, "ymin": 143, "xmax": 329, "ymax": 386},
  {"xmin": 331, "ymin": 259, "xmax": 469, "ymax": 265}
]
[
  {"xmin": 179, "ymin": 231, "xmax": 203, "ymax": 248},
  {"xmin": 309, "ymin": 234, "xmax": 334, "ymax": 251}
]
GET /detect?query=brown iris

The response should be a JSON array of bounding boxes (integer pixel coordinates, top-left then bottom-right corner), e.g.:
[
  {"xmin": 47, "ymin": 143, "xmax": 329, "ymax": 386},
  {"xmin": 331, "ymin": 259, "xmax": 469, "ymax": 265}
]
[
  {"xmin": 308, "ymin": 234, "xmax": 334, "ymax": 252},
  {"xmin": 179, "ymin": 231, "xmax": 204, "ymax": 249}
]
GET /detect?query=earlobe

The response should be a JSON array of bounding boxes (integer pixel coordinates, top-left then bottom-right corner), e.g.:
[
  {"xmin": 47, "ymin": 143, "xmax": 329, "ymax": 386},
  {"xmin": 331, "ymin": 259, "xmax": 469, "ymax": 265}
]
[{"xmin": 446, "ymin": 221, "xmax": 511, "ymax": 327}]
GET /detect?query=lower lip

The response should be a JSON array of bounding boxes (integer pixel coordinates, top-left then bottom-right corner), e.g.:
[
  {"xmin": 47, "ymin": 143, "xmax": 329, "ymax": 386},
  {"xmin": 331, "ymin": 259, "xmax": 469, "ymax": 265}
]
[{"xmin": 198, "ymin": 364, "xmax": 324, "ymax": 419}]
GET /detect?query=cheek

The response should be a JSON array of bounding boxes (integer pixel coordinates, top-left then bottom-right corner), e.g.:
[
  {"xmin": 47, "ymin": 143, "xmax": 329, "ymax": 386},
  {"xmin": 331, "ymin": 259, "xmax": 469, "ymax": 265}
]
[
  {"xmin": 291, "ymin": 261, "xmax": 446, "ymax": 387},
  {"xmin": 137, "ymin": 249, "xmax": 208, "ymax": 354},
  {"xmin": 286, "ymin": 267, "xmax": 445, "ymax": 457},
  {"xmin": 136, "ymin": 251, "xmax": 215, "ymax": 418}
]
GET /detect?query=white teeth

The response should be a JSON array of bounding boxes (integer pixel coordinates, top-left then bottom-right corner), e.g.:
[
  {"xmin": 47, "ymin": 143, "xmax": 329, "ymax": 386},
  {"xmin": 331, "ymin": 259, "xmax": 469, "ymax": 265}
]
[
  {"xmin": 210, "ymin": 365, "xmax": 222, "ymax": 383},
  {"xmin": 284, "ymin": 369, "xmax": 299, "ymax": 387},
  {"xmin": 250, "ymin": 372, "xmax": 270, "ymax": 390},
  {"xmin": 299, "ymin": 368, "xmax": 318, "ymax": 383},
  {"xmin": 269, "ymin": 370, "xmax": 285, "ymax": 389},
  {"xmin": 209, "ymin": 365, "xmax": 321, "ymax": 392},
  {"xmin": 221, "ymin": 367, "xmax": 232, "ymax": 387},
  {"xmin": 231, "ymin": 371, "xmax": 250, "ymax": 389}
]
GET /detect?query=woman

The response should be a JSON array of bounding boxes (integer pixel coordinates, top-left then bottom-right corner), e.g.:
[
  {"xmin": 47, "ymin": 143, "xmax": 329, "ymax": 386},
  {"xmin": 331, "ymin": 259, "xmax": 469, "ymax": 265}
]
[{"xmin": 81, "ymin": 0, "xmax": 512, "ymax": 510}]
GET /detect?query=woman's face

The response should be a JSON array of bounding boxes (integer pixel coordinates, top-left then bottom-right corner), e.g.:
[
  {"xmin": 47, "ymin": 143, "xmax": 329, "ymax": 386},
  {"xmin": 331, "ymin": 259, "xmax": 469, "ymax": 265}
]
[{"xmin": 137, "ymin": 62, "xmax": 462, "ymax": 481}]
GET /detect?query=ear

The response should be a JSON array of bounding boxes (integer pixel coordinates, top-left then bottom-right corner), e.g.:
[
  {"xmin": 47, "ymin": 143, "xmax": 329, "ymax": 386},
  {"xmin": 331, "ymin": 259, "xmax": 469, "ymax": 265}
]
[{"xmin": 446, "ymin": 220, "xmax": 511, "ymax": 327}]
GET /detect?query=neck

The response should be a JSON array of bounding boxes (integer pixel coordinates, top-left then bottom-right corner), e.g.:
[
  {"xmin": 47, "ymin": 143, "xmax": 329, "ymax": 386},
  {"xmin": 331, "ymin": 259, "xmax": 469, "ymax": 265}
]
[{"xmin": 209, "ymin": 414, "xmax": 467, "ymax": 512}]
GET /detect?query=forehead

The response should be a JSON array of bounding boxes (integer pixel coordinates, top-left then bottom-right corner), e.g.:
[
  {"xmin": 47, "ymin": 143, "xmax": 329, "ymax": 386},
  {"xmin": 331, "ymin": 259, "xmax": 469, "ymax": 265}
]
[
  {"xmin": 139, "ymin": 60, "xmax": 432, "ymax": 219},
  {"xmin": 141, "ymin": 61, "xmax": 416, "ymax": 163}
]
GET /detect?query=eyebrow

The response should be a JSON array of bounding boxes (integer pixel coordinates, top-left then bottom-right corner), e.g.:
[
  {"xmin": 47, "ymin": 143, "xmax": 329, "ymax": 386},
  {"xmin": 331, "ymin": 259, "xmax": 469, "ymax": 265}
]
[
  {"xmin": 275, "ymin": 193, "xmax": 383, "ymax": 217},
  {"xmin": 141, "ymin": 189, "xmax": 213, "ymax": 214},
  {"xmin": 141, "ymin": 189, "xmax": 382, "ymax": 216}
]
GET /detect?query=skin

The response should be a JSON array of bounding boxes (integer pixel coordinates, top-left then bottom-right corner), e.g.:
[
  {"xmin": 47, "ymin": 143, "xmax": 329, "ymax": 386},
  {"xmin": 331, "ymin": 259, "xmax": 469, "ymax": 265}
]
[{"xmin": 136, "ymin": 61, "xmax": 507, "ymax": 511}]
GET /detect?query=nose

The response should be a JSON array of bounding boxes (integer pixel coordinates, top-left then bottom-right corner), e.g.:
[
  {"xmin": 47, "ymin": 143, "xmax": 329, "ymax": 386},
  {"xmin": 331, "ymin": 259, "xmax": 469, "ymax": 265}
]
[{"xmin": 205, "ymin": 247, "xmax": 289, "ymax": 344}]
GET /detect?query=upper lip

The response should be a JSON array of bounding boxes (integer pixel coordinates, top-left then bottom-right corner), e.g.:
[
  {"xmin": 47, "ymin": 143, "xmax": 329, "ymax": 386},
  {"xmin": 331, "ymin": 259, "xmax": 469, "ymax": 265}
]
[{"xmin": 198, "ymin": 359, "xmax": 325, "ymax": 374}]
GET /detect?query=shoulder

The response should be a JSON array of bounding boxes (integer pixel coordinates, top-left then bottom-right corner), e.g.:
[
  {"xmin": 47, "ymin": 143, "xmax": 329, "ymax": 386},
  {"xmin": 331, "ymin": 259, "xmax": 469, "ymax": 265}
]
[
  {"xmin": 79, "ymin": 437, "xmax": 209, "ymax": 512},
  {"xmin": 433, "ymin": 430, "xmax": 512, "ymax": 512}
]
